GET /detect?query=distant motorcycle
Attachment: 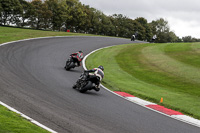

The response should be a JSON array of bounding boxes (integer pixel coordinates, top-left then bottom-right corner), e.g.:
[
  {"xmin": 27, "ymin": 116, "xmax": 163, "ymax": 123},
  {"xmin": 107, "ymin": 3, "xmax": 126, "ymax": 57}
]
[
  {"xmin": 73, "ymin": 71, "xmax": 100, "ymax": 93},
  {"xmin": 64, "ymin": 55, "xmax": 78, "ymax": 70},
  {"xmin": 131, "ymin": 35, "xmax": 135, "ymax": 41}
]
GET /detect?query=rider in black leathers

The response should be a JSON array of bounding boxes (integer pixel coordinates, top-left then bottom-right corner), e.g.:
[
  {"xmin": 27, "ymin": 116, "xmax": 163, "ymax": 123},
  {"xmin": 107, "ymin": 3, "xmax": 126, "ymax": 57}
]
[{"xmin": 73, "ymin": 65, "xmax": 104, "ymax": 91}]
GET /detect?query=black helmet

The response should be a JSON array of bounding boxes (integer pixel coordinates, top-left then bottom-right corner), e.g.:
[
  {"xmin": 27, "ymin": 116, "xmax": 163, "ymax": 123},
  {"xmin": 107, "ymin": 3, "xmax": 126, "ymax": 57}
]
[
  {"xmin": 98, "ymin": 65, "xmax": 104, "ymax": 71},
  {"xmin": 79, "ymin": 50, "xmax": 83, "ymax": 53}
]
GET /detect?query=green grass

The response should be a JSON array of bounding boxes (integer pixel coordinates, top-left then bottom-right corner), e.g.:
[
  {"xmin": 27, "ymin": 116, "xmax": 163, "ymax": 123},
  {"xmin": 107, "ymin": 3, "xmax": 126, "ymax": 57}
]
[
  {"xmin": 0, "ymin": 26, "xmax": 93, "ymax": 133},
  {"xmin": 1, "ymin": 26, "xmax": 200, "ymax": 131},
  {"xmin": 86, "ymin": 42, "xmax": 200, "ymax": 119},
  {"xmin": 0, "ymin": 26, "xmax": 91, "ymax": 44},
  {"xmin": 0, "ymin": 105, "xmax": 50, "ymax": 133}
]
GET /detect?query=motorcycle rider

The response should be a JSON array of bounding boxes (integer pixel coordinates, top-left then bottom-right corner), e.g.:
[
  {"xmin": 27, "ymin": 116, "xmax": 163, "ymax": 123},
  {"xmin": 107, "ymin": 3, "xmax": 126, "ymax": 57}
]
[
  {"xmin": 84, "ymin": 65, "xmax": 104, "ymax": 91},
  {"xmin": 151, "ymin": 34, "xmax": 157, "ymax": 43},
  {"xmin": 131, "ymin": 34, "xmax": 135, "ymax": 41},
  {"xmin": 70, "ymin": 51, "xmax": 84, "ymax": 66},
  {"xmin": 73, "ymin": 65, "xmax": 104, "ymax": 91}
]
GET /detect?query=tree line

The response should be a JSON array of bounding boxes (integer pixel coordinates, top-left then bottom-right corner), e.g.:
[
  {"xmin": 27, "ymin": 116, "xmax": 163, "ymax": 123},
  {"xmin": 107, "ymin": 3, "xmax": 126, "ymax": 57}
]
[{"xmin": 0, "ymin": 0, "xmax": 199, "ymax": 42}]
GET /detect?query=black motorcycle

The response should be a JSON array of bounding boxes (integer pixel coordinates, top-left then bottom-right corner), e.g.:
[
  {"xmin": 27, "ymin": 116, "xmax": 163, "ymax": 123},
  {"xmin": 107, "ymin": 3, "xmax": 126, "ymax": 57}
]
[
  {"xmin": 131, "ymin": 36, "xmax": 135, "ymax": 41},
  {"xmin": 73, "ymin": 72, "xmax": 100, "ymax": 93},
  {"xmin": 64, "ymin": 55, "xmax": 78, "ymax": 71}
]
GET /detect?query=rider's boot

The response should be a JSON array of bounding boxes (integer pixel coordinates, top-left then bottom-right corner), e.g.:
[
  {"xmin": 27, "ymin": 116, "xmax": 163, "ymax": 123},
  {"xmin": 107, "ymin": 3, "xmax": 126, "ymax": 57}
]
[{"xmin": 92, "ymin": 86, "xmax": 100, "ymax": 91}]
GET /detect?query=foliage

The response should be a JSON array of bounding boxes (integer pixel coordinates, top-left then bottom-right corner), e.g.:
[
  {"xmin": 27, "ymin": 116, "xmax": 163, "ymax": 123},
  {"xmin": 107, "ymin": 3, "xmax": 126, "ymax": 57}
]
[
  {"xmin": 0, "ymin": 26, "xmax": 90, "ymax": 44},
  {"xmin": 0, "ymin": 2, "xmax": 2, "ymax": 19},
  {"xmin": 18, "ymin": 0, "xmax": 31, "ymax": 27},
  {"xmin": 135, "ymin": 17, "xmax": 152, "ymax": 41},
  {"xmin": 182, "ymin": 36, "xmax": 200, "ymax": 42},
  {"xmin": 0, "ymin": 0, "xmax": 21, "ymax": 25},
  {"xmin": 150, "ymin": 18, "xmax": 178, "ymax": 43},
  {"xmin": 0, "ymin": 0, "xmax": 199, "ymax": 42},
  {"xmin": 45, "ymin": 0, "xmax": 69, "ymax": 31}
]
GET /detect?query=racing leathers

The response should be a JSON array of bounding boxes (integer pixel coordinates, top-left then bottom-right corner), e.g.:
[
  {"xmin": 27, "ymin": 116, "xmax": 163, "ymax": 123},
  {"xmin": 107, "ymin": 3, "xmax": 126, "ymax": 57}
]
[
  {"xmin": 70, "ymin": 52, "xmax": 84, "ymax": 66},
  {"xmin": 85, "ymin": 68, "xmax": 104, "ymax": 91}
]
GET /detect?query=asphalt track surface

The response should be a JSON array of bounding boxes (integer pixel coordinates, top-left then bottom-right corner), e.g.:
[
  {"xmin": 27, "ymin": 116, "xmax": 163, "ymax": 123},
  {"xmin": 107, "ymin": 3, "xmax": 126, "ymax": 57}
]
[{"xmin": 0, "ymin": 36, "xmax": 200, "ymax": 133}]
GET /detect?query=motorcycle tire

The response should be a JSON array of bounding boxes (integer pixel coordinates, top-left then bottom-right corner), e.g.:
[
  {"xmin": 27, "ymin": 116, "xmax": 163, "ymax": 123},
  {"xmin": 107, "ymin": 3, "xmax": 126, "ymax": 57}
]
[
  {"xmin": 65, "ymin": 61, "xmax": 75, "ymax": 71},
  {"xmin": 79, "ymin": 81, "xmax": 93, "ymax": 93}
]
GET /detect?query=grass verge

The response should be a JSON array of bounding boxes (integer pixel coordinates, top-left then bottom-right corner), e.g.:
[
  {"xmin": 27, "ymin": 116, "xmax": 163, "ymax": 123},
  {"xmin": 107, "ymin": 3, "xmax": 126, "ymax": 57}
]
[
  {"xmin": 0, "ymin": 26, "xmax": 91, "ymax": 133},
  {"xmin": 85, "ymin": 42, "xmax": 200, "ymax": 120},
  {"xmin": 0, "ymin": 26, "xmax": 91, "ymax": 44},
  {"xmin": 0, "ymin": 105, "xmax": 50, "ymax": 133}
]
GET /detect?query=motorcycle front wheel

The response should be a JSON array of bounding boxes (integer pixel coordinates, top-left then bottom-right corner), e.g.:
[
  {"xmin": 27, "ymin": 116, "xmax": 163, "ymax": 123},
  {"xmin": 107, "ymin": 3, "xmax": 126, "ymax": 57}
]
[{"xmin": 65, "ymin": 61, "xmax": 75, "ymax": 70}]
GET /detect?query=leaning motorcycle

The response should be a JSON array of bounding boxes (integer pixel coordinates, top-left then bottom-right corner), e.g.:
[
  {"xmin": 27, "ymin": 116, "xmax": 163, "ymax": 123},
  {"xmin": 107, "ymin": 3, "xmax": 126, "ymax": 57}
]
[
  {"xmin": 64, "ymin": 55, "xmax": 78, "ymax": 70},
  {"xmin": 73, "ymin": 72, "xmax": 100, "ymax": 93},
  {"xmin": 131, "ymin": 36, "xmax": 135, "ymax": 41}
]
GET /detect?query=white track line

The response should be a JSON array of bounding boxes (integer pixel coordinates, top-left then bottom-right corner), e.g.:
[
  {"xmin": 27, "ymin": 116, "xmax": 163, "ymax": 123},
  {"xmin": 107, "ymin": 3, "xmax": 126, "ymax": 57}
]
[
  {"xmin": 0, "ymin": 36, "xmax": 120, "ymax": 133},
  {"xmin": 1, "ymin": 36, "xmax": 200, "ymax": 131},
  {"xmin": 82, "ymin": 45, "xmax": 200, "ymax": 128},
  {"xmin": 0, "ymin": 101, "xmax": 57, "ymax": 133},
  {"xmin": 0, "ymin": 37, "xmax": 77, "ymax": 133}
]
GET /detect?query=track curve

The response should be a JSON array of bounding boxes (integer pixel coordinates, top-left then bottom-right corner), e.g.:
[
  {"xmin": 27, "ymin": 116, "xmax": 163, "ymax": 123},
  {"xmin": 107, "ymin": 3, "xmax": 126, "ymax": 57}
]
[{"xmin": 0, "ymin": 36, "xmax": 199, "ymax": 133}]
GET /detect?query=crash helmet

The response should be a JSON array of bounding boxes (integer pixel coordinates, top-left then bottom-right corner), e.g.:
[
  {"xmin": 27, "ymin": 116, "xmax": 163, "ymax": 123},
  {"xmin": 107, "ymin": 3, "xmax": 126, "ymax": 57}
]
[
  {"xmin": 98, "ymin": 65, "xmax": 104, "ymax": 71},
  {"xmin": 79, "ymin": 50, "xmax": 83, "ymax": 53}
]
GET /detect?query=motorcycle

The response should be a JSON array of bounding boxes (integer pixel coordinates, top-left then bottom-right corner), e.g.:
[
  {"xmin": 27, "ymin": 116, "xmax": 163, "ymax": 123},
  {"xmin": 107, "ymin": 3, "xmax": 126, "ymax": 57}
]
[
  {"xmin": 131, "ymin": 35, "xmax": 135, "ymax": 41},
  {"xmin": 64, "ymin": 55, "xmax": 78, "ymax": 71},
  {"xmin": 72, "ymin": 72, "xmax": 100, "ymax": 93}
]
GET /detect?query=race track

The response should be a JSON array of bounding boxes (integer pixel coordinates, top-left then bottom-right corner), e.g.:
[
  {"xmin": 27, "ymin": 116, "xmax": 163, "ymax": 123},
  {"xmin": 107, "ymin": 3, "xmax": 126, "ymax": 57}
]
[{"xmin": 0, "ymin": 36, "xmax": 199, "ymax": 133}]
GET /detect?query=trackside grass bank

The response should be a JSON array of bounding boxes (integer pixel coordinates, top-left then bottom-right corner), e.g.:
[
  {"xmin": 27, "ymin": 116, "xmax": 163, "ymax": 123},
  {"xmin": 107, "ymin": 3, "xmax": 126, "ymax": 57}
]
[
  {"xmin": 0, "ymin": 26, "xmax": 90, "ymax": 44},
  {"xmin": 85, "ymin": 42, "xmax": 200, "ymax": 120},
  {"xmin": 0, "ymin": 105, "xmax": 50, "ymax": 133}
]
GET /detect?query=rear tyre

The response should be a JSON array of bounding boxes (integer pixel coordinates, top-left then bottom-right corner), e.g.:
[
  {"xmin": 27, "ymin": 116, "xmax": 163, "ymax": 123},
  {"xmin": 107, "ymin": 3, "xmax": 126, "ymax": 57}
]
[
  {"xmin": 79, "ymin": 81, "xmax": 92, "ymax": 93},
  {"xmin": 65, "ymin": 61, "xmax": 75, "ymax": 71}
]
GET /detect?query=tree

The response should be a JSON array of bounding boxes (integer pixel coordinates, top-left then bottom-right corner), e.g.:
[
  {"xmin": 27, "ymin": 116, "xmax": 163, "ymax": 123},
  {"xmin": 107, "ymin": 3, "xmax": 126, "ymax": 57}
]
[
  {"xmin": 17, "ymin": 0, "xmax": 32, "ymax": 27},
  {"xmin": 101, "ymin": 14, "xmax": 114, "ymax": 36},
  {"xmin": 182, "ymin": 36, "xmax": 198, "ymax": 42},
  {"xmin": 111, "ymin": 14, "xmax": 129, "ymax": 37},
  {"xmin": 46, "ymin": 0, "xmax": 69, "ymax": 31},
  {"xmin": 109, "ymin": 14, "xmax": 148, "ymax": 39},
  {"xmin": 11, "ymin": 0, "xmax": 28, "ymax": 27},
  {"xmin": 29, "ymin": 0, "xmax": 44, "ymax": 29},
  {"xmin": 150, "ymin": 18, "xmax": 177, "ymax": 43},
  {"xmin": 133, "ymin": 21, "xmax": 146, "ymax": 40},
  {"xmin": 90, "ymin": 9, "xmax": 103, "ymax": 34},
  {"xmin": 135, "ymin": 17, "xmax": 152, "ymax": 41},
  {"xmin": 41, "ymin": 2, "xmax": 52, "ymax": 30},
  {"xmin": 81, "ymin": 5, "xmax": 93, "ymax": 33},
  {"xmin": 0, "ymin": 0, "xmax": 183, "ymax": 42},
  {"xmin": 0, "ymin": 0, "xmax": 21, "ymax": 25},
  {"xmin": 167, "ymin": 31, "xmax": 178, "ymax": 42},
  {"xmin": 29, "ymin": 0, "xmax": 53, "ymax": 29},
  {"xmin": 0, "ymin": 3, "xmax": 2, "ymax": 24},
  {"xmin": 65, "ymin": 0, "xmax": 86, "ymax": 32}
]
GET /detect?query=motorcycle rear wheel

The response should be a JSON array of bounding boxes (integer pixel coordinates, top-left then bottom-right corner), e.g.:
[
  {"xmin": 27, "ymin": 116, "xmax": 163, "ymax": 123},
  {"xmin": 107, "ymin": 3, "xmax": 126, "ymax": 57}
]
[{"xmin": 79, "ymin": 81, "xmax": 93, "ymax": 93}]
